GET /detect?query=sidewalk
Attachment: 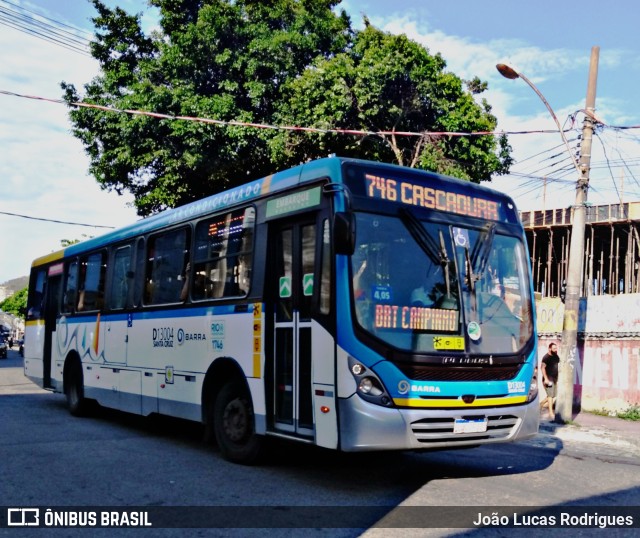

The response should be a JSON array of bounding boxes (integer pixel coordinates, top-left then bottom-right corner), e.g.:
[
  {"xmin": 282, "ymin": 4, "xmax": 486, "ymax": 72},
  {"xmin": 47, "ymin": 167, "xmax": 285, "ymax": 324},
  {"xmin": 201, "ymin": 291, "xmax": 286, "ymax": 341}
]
[{"xmin": 537, "ymin": 410, "xmax": 640, "ymax": 456}]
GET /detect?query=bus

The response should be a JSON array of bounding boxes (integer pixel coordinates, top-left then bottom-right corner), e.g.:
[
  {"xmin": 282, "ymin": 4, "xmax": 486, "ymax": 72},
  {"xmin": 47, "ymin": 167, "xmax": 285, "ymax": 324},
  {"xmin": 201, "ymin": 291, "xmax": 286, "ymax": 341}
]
[{"xmin": 24, "ymin": 156, "xmax": 539, "ymax": 463}]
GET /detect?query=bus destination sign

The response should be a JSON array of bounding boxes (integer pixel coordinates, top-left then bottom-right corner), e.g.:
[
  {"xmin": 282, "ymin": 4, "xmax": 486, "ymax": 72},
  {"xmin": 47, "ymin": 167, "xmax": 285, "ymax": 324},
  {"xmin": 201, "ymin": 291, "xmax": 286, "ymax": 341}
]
[{"xmin": 365, "ymin": 173, "xmax": 500, "ymax": 221}]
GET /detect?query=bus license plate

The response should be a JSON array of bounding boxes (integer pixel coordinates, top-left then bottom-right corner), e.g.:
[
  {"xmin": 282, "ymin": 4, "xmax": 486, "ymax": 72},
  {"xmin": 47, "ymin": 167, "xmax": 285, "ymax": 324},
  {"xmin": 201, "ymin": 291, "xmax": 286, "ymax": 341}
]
[{"xmin": 453, "ymin": 418, "xmax": 487, "ymax": 434}]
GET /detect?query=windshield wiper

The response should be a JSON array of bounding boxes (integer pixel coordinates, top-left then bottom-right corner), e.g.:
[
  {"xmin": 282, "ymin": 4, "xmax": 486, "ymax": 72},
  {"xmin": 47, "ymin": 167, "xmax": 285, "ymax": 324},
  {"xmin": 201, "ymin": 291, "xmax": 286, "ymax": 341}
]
[
  {"xmin": 399, "ymin": 209, "xmax": 453, "ymax": 302},
  {"xmin": 399, "ymin": 209, "xmax": 440, "ymax": 266},
  {"xmin": 464, "ymin": 223, "xmax": 496, "ymax": 321},
  {"xmin": 470, "ymin": 222, "xmax": 496, "ymax": 277},
  {"xmin": 438, "ymin": 230, "xmax": 454, "ymax": 305}
]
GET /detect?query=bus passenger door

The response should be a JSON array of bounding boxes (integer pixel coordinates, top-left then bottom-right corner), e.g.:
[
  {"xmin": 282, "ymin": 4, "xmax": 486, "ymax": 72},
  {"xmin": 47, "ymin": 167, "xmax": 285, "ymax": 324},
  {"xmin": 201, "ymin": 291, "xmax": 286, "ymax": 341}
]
[
  {"xmin": 270, "ymin": 221, "xmax": 316, "ymax": 437},
  {"xmin": 42, "ymin": 273, "xmax": 62, "ymax": 389}
]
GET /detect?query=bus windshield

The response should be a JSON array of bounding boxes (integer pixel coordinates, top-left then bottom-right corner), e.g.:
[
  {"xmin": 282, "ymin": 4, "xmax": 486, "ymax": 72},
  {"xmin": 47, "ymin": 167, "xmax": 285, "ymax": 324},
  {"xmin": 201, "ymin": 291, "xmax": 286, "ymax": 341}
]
[{"xmin": 351, "ymin": 211, "xmax": 533, "ymax": 354}]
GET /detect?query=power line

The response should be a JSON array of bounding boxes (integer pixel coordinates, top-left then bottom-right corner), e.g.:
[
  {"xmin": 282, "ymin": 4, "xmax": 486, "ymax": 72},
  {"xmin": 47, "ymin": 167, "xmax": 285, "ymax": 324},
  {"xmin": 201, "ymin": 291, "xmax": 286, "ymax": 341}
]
[
  {"xmin": 0, "ymin": 209, "xmax": 115, "ymax": 229},
  {"xmin": 0, "ymin": 0, "xmax": 93, "ymax": 38},
  {"xmin": 595, "ymin": 131, "xmax": 640, "ymax": 194},
  {"xmin": 502, "ymin": 126, "xmax": 640, "ymax": 208},
  {"xmin": 512, "ymin": 139, "xmax": 578, "ymax": 167},
  {"xmin": 0, "ymin": 88, "xmax": 581, "ymax": 139},
  {"xmin": 0, "ymin": 0, "xmax": 92, "ymax": 56}
]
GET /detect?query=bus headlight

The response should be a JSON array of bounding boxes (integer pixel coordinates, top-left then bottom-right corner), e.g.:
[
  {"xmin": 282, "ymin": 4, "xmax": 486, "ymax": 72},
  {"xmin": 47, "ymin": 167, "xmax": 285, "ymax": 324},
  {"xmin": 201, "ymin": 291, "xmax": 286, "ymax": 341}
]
[
  {"xmin": 527, "ymin": 368, "xmax": 538, "ymax": 403},
  {"xmin": 358, "ymin": 377, "xmax": 383, "ymax": 396},
  {"xmin": 348, "ymin": 356, "xmax": 393, "ymax": 407}
]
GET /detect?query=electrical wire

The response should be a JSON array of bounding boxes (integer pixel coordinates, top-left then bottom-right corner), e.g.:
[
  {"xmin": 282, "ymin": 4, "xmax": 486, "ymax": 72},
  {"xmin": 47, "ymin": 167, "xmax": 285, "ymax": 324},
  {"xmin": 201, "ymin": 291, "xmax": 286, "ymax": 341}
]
[
  {"xmin": 594, "ymin": 131, "xmax": 640, "ymax": 192},
  {"xmin": 0, "ymin": 209, "xmax": 115, "ymax": 229},
  {"xmin": 0, "ymin": 88, "xmax": 572, "ymax": 139},
  {"xmin": 511, "ymin": 140, "xmax": 576, "ymax": 167},
  {"xmin": 0, "ymin": 0, "xmax": 92, "ymax": 56},
  {"xmin": 0, "ymin": 0, "xmax": 93, "ymax": 37}
]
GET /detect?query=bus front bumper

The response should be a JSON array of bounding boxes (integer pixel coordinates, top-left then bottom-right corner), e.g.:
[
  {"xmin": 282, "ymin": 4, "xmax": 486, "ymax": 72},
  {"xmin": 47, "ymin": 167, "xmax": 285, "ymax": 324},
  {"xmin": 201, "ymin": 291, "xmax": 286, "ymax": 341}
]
[{"xmin": 338, "ymin": 394, "xmax": 540, "ymax": 452}]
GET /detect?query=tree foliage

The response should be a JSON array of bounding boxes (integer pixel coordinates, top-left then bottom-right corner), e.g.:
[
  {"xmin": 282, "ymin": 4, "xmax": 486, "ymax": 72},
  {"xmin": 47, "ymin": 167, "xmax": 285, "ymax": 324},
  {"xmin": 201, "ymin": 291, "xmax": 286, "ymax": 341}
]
[
  {"xmin": 60, "ymin": 235, "xmax": 93, "ymax": 247},
  {"xmin": 0, "ymin": 288, "xmax": 28, "ymax": 319},
  {"xmin": 63, "ymin": 0, "xmax": 511, "ymax": 217},
  {"xmin": 272, "ymin": 24, "xmax": 512, "ymax": 180}
]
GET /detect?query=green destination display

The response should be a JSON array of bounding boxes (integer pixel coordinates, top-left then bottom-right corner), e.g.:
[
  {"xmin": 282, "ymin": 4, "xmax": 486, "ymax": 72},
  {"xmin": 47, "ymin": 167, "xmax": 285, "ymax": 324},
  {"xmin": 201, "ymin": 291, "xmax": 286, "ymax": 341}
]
[{"xmin": 266, "ymin": 187, "xmax": 322, "ymax": 218}]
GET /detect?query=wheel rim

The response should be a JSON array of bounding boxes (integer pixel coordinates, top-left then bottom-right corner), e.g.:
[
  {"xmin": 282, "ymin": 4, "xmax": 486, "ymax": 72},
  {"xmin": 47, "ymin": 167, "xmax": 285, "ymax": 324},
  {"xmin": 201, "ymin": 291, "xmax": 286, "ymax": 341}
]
[{"xmin": 222, "ymin": 397, "xmax": 250, "ymax": 443}]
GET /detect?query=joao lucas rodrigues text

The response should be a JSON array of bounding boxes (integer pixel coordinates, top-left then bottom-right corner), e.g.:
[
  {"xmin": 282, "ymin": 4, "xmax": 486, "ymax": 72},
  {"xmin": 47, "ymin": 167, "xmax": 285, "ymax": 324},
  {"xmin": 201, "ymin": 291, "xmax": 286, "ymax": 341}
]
[{"xmin": 472, "ymin": 511, "xmax": 634, "ymax": 528}]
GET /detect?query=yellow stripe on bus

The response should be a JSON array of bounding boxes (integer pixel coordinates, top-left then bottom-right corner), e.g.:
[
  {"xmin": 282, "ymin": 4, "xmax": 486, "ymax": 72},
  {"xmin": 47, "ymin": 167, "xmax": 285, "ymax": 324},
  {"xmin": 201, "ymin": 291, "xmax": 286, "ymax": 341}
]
[
  {"xmin": 31, "ymin": 250, "xmax": 64, "ymax": 267},
  {"xmin": 261, "ymin": 174, "xmax": 273, "ymax": 194},
  {"xmin": 25, "ymin": 320, "xmax": 45, "ymax": 327},
  {"xmin": 253, "ymin": 354, "xmax": 261, "ymax": 378},
  {"xmin": 393, "ymin": 395, "xmax": 528, "ymax": 408}
]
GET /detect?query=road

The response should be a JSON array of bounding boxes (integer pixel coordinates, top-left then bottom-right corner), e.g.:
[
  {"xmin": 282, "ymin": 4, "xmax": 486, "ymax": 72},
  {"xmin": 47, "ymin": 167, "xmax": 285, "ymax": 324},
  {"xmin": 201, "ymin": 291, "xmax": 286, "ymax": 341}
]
[{"xmin": 1, "ymin": 346, "xmax": 639, "ymax": 537}]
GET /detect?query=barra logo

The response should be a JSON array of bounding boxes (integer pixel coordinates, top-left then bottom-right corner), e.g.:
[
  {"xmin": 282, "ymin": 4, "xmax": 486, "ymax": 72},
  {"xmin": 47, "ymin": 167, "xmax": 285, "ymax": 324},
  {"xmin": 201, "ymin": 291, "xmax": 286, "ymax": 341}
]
[
  {"xmin": 411, "ymin": 384, "xmax": 441, "ymax": 393},
  {"xmin": 397, "ymin": 380, "xmax": 410, "ymax": 395},
  {"xmin": 176, "ymin": 328, "xmax": 207, "ymax": 345}
]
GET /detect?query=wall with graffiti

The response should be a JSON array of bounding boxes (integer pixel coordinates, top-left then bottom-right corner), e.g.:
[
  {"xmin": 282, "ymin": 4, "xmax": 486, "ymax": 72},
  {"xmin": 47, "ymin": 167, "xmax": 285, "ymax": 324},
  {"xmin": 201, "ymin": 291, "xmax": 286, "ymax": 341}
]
[{"xmin": 537, "ymin": 294, "xmax": 640, "ymax": 411}]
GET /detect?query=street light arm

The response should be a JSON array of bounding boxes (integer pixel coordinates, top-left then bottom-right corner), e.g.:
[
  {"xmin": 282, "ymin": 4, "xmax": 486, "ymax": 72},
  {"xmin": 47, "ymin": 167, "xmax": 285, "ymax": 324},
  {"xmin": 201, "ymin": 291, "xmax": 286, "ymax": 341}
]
[{"xmin": 496, "ymin": 64, "xmax": 582, "ymax": 177}]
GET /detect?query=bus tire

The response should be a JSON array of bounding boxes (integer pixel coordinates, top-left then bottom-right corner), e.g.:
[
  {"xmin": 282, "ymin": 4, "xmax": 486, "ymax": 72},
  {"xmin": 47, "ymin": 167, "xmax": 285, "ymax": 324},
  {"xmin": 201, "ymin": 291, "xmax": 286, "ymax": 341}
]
[
  {"xmin": 213, "ymin": 380, "xmax": 263, "ymax": 464},
  {"xmin": 65, "ymin": 359, "xmax": 89, "ymax": 417}
]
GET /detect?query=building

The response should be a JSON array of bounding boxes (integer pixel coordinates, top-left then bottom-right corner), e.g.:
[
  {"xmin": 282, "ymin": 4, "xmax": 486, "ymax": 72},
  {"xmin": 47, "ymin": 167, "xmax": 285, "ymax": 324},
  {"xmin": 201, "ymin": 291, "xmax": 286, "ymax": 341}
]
[
  {"xmin": 522, "ymin": 202, "xmax": 640, "ymax": 299},
  {"xmin": 521, "ymin": 202, "xmax": 640, "ymax": 412}
]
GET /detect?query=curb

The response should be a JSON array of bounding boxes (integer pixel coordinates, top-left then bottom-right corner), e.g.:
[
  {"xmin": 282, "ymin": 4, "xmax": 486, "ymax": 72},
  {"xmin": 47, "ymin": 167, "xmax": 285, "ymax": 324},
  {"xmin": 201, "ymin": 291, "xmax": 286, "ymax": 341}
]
[{"xmin": 537, "ymin": 419, "xmax": 640, "ymax": 456}]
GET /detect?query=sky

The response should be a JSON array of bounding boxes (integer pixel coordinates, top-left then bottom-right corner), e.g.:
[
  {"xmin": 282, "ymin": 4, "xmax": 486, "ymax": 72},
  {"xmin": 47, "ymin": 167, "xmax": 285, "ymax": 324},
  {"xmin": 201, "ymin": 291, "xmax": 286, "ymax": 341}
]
[{"xmin": 1, "ymin": 0, "xmax": 639, "ymax": 284}]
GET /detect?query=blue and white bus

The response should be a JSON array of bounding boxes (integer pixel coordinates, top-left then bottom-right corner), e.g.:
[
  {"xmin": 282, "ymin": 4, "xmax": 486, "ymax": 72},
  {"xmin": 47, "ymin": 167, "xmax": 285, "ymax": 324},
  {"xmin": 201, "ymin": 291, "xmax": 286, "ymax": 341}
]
[{"xmin": 25, "ymin": 157, "xmax": 539, "ymax": 463}]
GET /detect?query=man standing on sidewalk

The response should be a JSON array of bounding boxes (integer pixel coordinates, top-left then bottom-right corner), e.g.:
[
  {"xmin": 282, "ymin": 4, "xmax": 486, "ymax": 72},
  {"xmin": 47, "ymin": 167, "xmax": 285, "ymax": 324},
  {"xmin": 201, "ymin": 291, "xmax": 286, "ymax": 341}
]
[{"xmin": 540, "ymin": 342, "xmax": 560, "ymax": 418}]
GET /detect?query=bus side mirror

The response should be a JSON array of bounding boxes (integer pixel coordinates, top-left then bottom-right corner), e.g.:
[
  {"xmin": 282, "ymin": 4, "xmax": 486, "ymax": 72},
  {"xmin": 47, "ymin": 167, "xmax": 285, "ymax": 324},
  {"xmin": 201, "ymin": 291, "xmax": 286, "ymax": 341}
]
[{"xmin": 334, "ymin": 212, "xmax": 356, "ymax": 255}]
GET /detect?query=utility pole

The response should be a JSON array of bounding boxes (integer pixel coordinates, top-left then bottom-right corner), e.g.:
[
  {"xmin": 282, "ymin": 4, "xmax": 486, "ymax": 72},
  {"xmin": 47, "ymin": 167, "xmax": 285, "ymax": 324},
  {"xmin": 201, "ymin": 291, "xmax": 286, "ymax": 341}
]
[{"xmin": 556, "ymin": 46, "xmax": 600, "ymax": 422}]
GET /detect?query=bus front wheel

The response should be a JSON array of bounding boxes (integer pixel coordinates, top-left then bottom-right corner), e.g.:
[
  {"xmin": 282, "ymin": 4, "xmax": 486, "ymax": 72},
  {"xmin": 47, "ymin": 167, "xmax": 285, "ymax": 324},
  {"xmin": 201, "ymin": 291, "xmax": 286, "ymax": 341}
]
[{"xmin": 214, "ymin": 380, "xmax": 263, "ymax": 464}]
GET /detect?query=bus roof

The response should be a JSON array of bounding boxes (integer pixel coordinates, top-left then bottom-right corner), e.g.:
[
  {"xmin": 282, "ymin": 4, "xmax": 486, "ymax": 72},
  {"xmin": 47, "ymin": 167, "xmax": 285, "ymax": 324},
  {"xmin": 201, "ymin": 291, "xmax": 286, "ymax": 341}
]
[{"xmin": 31, "ymin": 156, "xmax": 517, "ymax": 267}]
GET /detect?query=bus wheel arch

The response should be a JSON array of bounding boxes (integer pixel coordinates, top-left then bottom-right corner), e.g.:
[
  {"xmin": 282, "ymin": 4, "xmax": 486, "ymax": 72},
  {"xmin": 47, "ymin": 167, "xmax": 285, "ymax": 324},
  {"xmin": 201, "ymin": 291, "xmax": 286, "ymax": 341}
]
[
  {"xmin": 63, "ymin": 352, "xmax": 90, "ymax": 417},
  {"xmin": 202, "ymin": 357, "xmax": 263, "ymax": 464}
]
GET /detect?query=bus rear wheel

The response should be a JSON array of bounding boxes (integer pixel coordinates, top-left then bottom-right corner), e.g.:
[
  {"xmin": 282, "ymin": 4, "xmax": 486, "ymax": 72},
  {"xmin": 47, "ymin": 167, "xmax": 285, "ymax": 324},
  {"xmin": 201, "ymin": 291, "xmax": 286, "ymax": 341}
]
[
  {"xmin": 65, "ymin": 359, "xmax": 89, "ymax": 417},
  {"xmin": 214, "ymin": 380, "xmax": 263, "ymax": 464}
]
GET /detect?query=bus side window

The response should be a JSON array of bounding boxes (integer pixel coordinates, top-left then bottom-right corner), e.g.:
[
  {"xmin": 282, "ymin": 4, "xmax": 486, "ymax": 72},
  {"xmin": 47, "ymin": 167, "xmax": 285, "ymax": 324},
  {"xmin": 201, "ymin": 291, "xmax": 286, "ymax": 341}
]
[
  {"xmin": 320, "ymin": 219, "xmax": 331, "ymax": 315},
  {"xmin": 76, "ymin": 251, "xmax": 107, "ymax": 312},
  {"xmin": 192, "ymin": 207, "xmax": 254, "ymax": 301},
  {"xmin": 145, "ymin": 227, "xmax": 191, "ymax": 305},
  {"xmin": 63, "ymin": 260, "xmax": 79, "ymax": 313},
  {"xmin": 110, "ymin": 246, "xmax": 132, "ymax": 310},
  {"xmin": 27, "ymin": 268, "xmax": 46, "ymax": 320}
]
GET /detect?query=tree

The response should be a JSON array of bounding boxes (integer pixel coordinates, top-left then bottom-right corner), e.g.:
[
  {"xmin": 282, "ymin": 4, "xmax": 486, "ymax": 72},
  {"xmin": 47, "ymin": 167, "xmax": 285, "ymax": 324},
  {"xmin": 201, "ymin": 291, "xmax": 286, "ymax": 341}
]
[
  {"xmin": 62, "ymin": 0, "xmax": 351, "ymax": 216},
  {"xmin": 271, "ymin": 24, "xmax": 512, "ymax": 180},
  {"xmin": 60, "ymin": 235, "xmax": 93, "ymax": 247},
  {"xmin": 62, "ymin": 1, "xmax": 511, "ymax": 217},
  {"xmin": 0, "ymin": 288, "xmax": 28, "ymax": 319}
]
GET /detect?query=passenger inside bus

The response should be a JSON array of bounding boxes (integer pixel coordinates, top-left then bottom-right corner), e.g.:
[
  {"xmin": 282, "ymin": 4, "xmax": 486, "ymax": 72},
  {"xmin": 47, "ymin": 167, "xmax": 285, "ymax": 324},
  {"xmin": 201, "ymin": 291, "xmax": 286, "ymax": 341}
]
[{"xmin": 181, "ymin": 262, "xmax": 212, "ymax": 301}]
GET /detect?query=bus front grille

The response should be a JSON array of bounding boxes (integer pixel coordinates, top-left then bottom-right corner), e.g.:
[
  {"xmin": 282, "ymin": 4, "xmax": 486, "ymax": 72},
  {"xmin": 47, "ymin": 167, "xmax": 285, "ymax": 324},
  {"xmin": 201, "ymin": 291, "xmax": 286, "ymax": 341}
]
[
  {"xmin": 410, "ymin": 415, "xmax": 519, "ymax": 444},
  {"xmin": 396, "ymin": 364, "xmax": 522, "ymax": 382}
]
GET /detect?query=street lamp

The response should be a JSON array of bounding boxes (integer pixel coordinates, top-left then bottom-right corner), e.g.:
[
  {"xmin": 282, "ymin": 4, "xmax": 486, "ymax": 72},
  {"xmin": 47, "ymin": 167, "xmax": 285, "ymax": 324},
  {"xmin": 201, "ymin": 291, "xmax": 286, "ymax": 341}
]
[
  {"xmin": 495, "ymin": 64, "xmax": 581, "ymax": 176},
  {"xmin": 496, "ymin": 51, "xmax": 599, "ymax": 423}
]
